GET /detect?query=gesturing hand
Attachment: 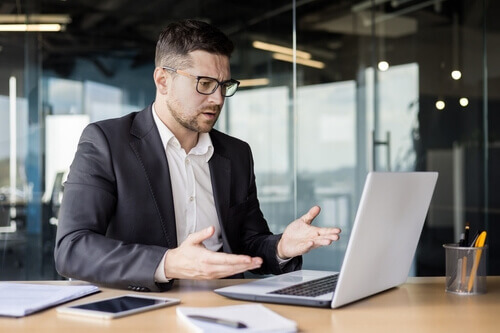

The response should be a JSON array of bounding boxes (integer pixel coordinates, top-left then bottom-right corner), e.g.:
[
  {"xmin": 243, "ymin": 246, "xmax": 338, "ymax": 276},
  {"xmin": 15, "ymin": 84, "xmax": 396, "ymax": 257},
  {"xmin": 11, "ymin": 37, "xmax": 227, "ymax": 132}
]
[
  {"xmin": 277, "ymin": 206, "xmax": 341, "ymax": 259},
  {"xmin": 164, "ymin": 226, "xmax": 263, "ymax": 279}
]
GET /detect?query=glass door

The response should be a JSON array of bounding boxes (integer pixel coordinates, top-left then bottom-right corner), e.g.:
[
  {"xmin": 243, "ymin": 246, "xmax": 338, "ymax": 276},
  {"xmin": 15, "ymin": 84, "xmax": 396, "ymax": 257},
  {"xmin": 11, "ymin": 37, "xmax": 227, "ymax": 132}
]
[
  {"xmin": 0, "ymin": 31, "xmax": 32, "ymax": 279},
  {"xmin": 295, "ymin": 0, "xmax": 495, "ymax": 275},
  {"xmin": 360, "ymin": 0, "xmax": 490, "ymax": 275}
]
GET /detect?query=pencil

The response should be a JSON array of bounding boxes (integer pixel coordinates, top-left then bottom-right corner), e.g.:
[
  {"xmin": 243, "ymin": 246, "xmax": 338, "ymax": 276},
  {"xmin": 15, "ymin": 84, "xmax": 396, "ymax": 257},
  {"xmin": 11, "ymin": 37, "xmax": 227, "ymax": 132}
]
[{"xmin": 467, "ymin": 231, "xmax": 487, "ymax": 292}]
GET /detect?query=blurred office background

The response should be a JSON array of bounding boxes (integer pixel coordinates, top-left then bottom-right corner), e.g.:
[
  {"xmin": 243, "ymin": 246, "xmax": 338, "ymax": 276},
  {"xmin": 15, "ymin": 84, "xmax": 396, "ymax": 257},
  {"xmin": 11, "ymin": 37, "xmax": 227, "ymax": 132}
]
[{"xmin": 1, "ymin": 0, "xmax": 499, "ymax": 280}]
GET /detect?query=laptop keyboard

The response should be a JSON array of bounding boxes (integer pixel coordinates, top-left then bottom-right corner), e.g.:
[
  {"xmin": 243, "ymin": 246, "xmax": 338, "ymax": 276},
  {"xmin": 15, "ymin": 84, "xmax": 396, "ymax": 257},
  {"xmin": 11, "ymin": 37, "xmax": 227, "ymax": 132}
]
[{"xmin": 268, "ymin": 274, "xmax": 339, "ymax": 297}]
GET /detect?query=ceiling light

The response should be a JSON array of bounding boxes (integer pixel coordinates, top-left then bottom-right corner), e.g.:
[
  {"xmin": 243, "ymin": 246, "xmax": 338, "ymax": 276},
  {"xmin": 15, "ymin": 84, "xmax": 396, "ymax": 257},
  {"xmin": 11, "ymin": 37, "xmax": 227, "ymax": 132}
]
[
  {"xmin": 378, "ymin": 61, "xmax": 390, "ymax": 71},
  {"xmin": 238, "ymin": 78, "xmax": 270, "ymax": 88},
  {"xmin": 0, "ymin": 14, "xmax": 71, "ymax": 24},
  {"xmin": 435, "ymin": 100, "xmax": 445, "ymax": 110},
  {"xmin": 0, "ymin": 24, "xmax": 63, "ymax": 32},
  {"xmin": 0, "ymin": 14, "xmax": 70, "ymax": 32},
  {"xmin": 451, "ymin": 70, "xmax": 462, "ymax": 80},
  {"xmin": 459, "ymin": 97, "xmax": 468, "ymax": 107},
  {"xmin": 352, "ymin": 0, "xmax": 392, "ymax": 12},
  {"xmin": 253, "ymin": 41, "xmax": 311, "ymax": 60},
  {"xmin": 272, "ymin": 53, "xmax": 325, "ymax": 69}
]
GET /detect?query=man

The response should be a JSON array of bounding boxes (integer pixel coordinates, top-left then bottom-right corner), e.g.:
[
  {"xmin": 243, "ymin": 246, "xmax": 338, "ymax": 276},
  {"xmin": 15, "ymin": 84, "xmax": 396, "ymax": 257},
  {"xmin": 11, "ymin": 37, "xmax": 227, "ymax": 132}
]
[{"xmin": 54, "ymin": 19, "xmax": 341, "ymax": 292}]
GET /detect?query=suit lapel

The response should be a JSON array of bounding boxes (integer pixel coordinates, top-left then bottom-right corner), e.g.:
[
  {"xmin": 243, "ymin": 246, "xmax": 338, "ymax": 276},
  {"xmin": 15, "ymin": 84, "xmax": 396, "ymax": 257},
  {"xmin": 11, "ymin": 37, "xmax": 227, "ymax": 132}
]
[
  {"xmin": 129, "ymin": 106, "xmax": 177, "ymax": 249},
  {"xmin": 208, "ymin": 147, "xmax": 232, "ymax": 252}
]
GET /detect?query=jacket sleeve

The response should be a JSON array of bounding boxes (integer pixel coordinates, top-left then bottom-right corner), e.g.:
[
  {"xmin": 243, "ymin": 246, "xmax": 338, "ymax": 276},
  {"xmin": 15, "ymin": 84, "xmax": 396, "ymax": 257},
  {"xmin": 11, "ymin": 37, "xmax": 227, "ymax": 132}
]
[
  {"xmin": 54, "ymin": 123, "xmax": 172, "ymax": 292},
  {"xmin": 233, "ymin": 142, "xmax": 302, "ymax": 275}
]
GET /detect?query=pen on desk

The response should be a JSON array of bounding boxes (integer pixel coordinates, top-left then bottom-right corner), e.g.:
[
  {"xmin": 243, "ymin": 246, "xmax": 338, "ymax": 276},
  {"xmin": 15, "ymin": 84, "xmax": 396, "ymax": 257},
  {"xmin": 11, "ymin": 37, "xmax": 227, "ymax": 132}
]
[{"xmin": 188, "ymin": 315, "xmax": 248, "ymax": 329}]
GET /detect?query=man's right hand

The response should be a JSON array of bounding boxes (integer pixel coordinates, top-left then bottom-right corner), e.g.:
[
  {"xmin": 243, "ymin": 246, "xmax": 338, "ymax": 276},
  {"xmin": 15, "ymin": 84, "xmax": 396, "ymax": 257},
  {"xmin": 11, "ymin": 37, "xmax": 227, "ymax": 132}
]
[{"xmin": 164, "ymin": 226, "xmax": 263, "ymax": 279}]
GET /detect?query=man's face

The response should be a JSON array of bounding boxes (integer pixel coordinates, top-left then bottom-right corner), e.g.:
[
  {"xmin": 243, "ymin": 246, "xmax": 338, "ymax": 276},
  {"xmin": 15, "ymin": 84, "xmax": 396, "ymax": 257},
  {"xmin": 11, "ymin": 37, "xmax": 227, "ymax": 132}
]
[{"xmin": 165, "ymin": 50, "xmax": 230, "ymax": 134}]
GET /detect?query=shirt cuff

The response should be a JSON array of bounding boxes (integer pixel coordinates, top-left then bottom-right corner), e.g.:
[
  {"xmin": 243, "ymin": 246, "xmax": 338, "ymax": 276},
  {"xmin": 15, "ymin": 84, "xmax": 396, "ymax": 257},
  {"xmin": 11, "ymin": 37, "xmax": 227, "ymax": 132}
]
[
  {"xmin": 154, "ymin": 250, "xmax": 172, "ymax": 283},
  {"xmin": 276, "ymin": 253, "xmax": 293, "ymax": 268}
]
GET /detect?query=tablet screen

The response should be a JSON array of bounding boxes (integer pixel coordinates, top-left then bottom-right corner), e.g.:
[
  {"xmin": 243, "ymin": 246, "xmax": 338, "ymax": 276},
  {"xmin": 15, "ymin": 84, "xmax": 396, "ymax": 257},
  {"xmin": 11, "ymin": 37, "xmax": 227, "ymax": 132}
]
[
  {"xmin": 58, "ymin": 294, "xmax": 180, "ymax": 319},
  {"xmin": 72, "ymin": 296, "xmax": 162, "ymax": 313}
]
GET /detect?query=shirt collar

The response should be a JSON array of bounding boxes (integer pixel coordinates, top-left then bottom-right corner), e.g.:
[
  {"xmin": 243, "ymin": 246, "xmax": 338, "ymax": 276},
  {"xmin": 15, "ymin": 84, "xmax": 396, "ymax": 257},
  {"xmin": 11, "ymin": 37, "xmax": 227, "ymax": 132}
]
[{"xmin": 152, "ymin": 104, "xmax": 214, "ymax": 162}]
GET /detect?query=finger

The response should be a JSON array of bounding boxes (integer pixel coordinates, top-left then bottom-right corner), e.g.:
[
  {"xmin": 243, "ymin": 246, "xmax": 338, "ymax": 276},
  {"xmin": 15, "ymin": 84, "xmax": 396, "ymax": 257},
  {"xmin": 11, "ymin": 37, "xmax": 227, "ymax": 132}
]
[
  {"xmin": 324, "ymin": 234, "xmax": 340, "ymax": 241},
  {"xmin": 202, "ymin": 251, "xmax": 263, "ymax": 266},
  {"xmin": 215, "ymin": 261, "xmax": 263, "ymax": 274},
  {"xmin": 312, "ymin": 238, "xmax": 335, "ymax": 247},
  {"xmin": 311, "ymin": 231, "xmax": 340, "ymax": 242},
  {"xmin": 200, "ymin": 260, "xmax": 263, "ymax": 279},
  {"xmin": 301, "ymin": 205, "xmax": 321, "ymax": 225},
  {"xmin": 204, "ymin": 266, "xmax": 256, "ymax": 279},
  {"xmin": 293, "ymin": 239, "xmax": 332, "ymax": 255},
  {"xmin": 185, "ymin": 226, "xmax": 215, "ymax": 245},
  {"xmin": 316, "ymin": 227, "xmax": 342, "ymax": 236}
]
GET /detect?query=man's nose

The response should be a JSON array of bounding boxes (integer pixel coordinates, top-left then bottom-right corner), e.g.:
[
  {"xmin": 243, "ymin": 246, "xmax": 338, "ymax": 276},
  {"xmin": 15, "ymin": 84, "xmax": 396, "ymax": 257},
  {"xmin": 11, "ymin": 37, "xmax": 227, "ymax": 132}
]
[{"xmin": 207, "ymin": 86, "xmax": 225, "ymax": 104}]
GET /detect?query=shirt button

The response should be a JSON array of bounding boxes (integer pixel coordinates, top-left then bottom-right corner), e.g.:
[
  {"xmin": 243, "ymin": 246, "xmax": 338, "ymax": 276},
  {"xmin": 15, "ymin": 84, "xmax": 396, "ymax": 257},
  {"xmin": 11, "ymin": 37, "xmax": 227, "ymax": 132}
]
[
  {"xmin": 189, "ymin": 196, "xmax": 194, "ymax": 202},
  {"xmin": 185, "ymin": 159, "xmax": 190, "ymax": 164}
]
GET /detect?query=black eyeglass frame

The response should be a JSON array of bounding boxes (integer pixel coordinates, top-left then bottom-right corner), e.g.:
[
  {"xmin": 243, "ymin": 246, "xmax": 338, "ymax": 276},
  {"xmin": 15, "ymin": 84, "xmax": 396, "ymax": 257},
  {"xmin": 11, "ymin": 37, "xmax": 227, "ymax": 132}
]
[{"xmin": 162, "ymin": 66, "xmax": 240, "ymax": 97}]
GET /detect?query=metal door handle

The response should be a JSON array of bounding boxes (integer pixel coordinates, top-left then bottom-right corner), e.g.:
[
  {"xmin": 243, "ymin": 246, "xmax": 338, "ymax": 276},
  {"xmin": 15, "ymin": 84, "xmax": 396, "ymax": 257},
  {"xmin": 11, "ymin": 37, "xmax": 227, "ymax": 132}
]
[{"xmin": 372, "ymin": 131, "xmax": 391, "ymax": 171}]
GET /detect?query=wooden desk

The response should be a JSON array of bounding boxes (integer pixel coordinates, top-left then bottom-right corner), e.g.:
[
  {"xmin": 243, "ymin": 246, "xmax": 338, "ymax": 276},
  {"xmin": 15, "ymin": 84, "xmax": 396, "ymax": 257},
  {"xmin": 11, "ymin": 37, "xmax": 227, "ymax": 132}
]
[{"xmin": 1, "ymin": 277, "xmax": 499, "ymax": 332}]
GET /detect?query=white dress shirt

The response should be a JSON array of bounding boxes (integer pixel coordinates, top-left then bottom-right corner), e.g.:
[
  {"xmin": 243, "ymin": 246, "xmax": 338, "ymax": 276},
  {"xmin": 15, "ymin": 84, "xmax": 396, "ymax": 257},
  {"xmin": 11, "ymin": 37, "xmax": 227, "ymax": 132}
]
[{"xmin": 152, "ymin": 106, "xmax": 222, "ymax": 281}]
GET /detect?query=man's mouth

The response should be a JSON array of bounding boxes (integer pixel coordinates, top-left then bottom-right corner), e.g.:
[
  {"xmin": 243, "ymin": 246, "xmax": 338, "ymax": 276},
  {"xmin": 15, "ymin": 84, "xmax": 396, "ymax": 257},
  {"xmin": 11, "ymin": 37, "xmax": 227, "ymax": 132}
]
[{"xmin": 200, "ymin": 106, "xmax": 221, "ymax": 117}]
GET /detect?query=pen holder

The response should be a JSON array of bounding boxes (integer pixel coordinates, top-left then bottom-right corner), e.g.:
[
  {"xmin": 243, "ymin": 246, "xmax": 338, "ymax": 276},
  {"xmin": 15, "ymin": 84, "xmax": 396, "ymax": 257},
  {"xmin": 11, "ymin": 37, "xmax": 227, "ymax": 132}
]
[{"xmin": 443, "ymin": 244, "xmax": 487, "ymax": 295}]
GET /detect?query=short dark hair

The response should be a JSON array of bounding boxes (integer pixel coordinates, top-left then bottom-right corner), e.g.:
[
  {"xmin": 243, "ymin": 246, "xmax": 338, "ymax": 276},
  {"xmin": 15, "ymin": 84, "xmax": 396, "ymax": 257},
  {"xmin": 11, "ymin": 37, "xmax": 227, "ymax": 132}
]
[{"xmin": 155, "ymin": 19, "xmax": 234, "ymax": 68}]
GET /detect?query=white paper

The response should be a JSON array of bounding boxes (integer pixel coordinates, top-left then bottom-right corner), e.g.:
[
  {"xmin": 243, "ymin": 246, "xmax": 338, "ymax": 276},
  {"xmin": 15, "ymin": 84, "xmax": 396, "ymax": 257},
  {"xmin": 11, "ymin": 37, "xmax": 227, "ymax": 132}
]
[
  {"xmin": 177, "ymin": 304, "xmax": 297, "ymax": 332},
  {"xmin": 0, "ymin": 283, "xmax": 99, "ymax": 317}
]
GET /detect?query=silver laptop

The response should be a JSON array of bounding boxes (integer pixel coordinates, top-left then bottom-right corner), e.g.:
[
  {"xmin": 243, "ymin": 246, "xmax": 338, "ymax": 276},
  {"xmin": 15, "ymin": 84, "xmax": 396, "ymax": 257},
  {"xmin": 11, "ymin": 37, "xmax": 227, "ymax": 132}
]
[{"xmin": 215, "ymin": 172, "xmax": 438, "ymax": 308}]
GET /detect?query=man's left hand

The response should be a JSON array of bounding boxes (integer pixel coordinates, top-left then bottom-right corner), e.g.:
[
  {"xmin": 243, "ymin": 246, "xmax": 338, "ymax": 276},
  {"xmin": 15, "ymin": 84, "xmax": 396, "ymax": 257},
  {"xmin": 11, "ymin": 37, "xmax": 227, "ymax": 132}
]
[{"xmin": 277, "ymin": 205, "xmax": 341, "ymax": 259}]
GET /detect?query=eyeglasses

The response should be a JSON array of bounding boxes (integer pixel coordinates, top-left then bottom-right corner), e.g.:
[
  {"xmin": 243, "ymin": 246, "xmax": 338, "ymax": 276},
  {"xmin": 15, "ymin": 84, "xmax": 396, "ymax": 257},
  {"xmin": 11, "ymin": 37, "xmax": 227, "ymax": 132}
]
[{"xmin": 162, "ymin": 66, "xmax": 240, "ymax": 97}]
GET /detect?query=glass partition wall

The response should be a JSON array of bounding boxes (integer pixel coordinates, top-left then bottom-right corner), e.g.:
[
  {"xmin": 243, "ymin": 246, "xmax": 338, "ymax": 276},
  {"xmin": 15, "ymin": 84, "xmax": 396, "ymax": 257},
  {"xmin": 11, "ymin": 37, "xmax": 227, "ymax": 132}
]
[{"xmin": 1, "ymin": 0, "xmax": 498, "ymax": 280}]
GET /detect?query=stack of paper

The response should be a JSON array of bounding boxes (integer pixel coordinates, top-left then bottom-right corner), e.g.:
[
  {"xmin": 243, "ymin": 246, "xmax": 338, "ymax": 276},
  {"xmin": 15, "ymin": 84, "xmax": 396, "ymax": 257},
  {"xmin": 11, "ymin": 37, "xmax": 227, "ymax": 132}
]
[
  {"xmin": 0, "ymin": 282, "xmax": 99, "ymax": 317},
  {"xmin": 177, "ymin": 304, "xmax": 297, "ymax": 332}
]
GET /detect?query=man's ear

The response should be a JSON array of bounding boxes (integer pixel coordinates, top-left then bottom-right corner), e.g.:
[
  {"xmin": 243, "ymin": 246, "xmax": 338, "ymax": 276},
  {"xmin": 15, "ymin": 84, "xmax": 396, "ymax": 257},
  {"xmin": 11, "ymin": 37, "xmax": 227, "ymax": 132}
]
[{"xmin": 153, "ymin": 67, "xmax": 169, "ymax": 94}]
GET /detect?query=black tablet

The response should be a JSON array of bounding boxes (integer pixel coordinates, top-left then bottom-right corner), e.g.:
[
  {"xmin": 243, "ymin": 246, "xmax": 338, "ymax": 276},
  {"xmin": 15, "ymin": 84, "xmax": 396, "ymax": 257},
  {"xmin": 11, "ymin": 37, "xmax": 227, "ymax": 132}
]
[{"xmin": 57, "ymin": 294, "xmax": 180, "ymax": 319}]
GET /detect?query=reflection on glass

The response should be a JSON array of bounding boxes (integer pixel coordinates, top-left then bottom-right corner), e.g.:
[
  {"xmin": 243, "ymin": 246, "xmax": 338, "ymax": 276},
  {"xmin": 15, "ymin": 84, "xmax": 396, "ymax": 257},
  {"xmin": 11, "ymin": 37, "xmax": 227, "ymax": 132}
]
[
  {"xmin": 47, "ymin": 78, "xmax": 83, "ymax": 115},
  {"xmin": 226, "ymin": 86, "xmax": 291, "ymax": 231},
  {"xmin": 84, "ymin": 81, "xmax": 124, "ymax": 122},
  {"xmin": 369, "ymin": 63, "xmax": 419, "ymax": 172},
  {"xmin": 0, "ymin": 94, "xmax": 29, "ymax": 204}
]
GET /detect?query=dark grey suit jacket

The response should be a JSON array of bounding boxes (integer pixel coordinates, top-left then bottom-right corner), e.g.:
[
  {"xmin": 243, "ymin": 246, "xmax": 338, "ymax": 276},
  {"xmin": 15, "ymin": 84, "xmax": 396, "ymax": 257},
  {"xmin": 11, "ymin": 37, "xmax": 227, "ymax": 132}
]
[{"xmin": 54, "ymin": 105, "xmax": 301, "ymax": 292}]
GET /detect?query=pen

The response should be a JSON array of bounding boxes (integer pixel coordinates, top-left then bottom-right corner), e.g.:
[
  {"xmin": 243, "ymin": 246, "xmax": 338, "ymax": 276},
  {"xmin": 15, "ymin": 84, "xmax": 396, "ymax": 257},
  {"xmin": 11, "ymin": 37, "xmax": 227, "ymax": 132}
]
[
  {"xmin": 188, "ymin": 315, "xmax": 248, "ymax": 329},
  {"xmin": 463, "ymin": 223, "xmax": 470, "ymax": 246},
  {"xmin": 468, "ymin": 231, "xmax": 479, "ymax": 247},
  {"xmin": 458, "ymin": 232, "xmax": 465, "ymax": 247},
  {"xmin": 458, "ymin": 223, "xmax": 470, "ymax": 247},
  {"xmin": 467, "ymin": 231, "xmax": 487, "ymax": 292},
  {"xmin": 460, "ymin": 256, "xmax": 467, "ymax": 291}
]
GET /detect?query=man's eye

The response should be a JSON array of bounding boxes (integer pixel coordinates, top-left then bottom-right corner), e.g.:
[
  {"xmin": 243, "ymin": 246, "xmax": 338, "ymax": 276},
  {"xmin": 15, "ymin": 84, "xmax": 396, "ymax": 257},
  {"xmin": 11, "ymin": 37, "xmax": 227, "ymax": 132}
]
[{"xmin": 199, "ymin": 80, "xmax": 212, "ymax": 86}]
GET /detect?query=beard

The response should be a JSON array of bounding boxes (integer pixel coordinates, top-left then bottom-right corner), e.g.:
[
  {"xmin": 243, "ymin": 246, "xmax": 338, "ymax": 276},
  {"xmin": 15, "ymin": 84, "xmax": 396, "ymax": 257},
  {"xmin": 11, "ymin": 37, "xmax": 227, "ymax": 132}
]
[{"xmin": 166, "ymin": 98, "xmax": 221, "ymax": 133}]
